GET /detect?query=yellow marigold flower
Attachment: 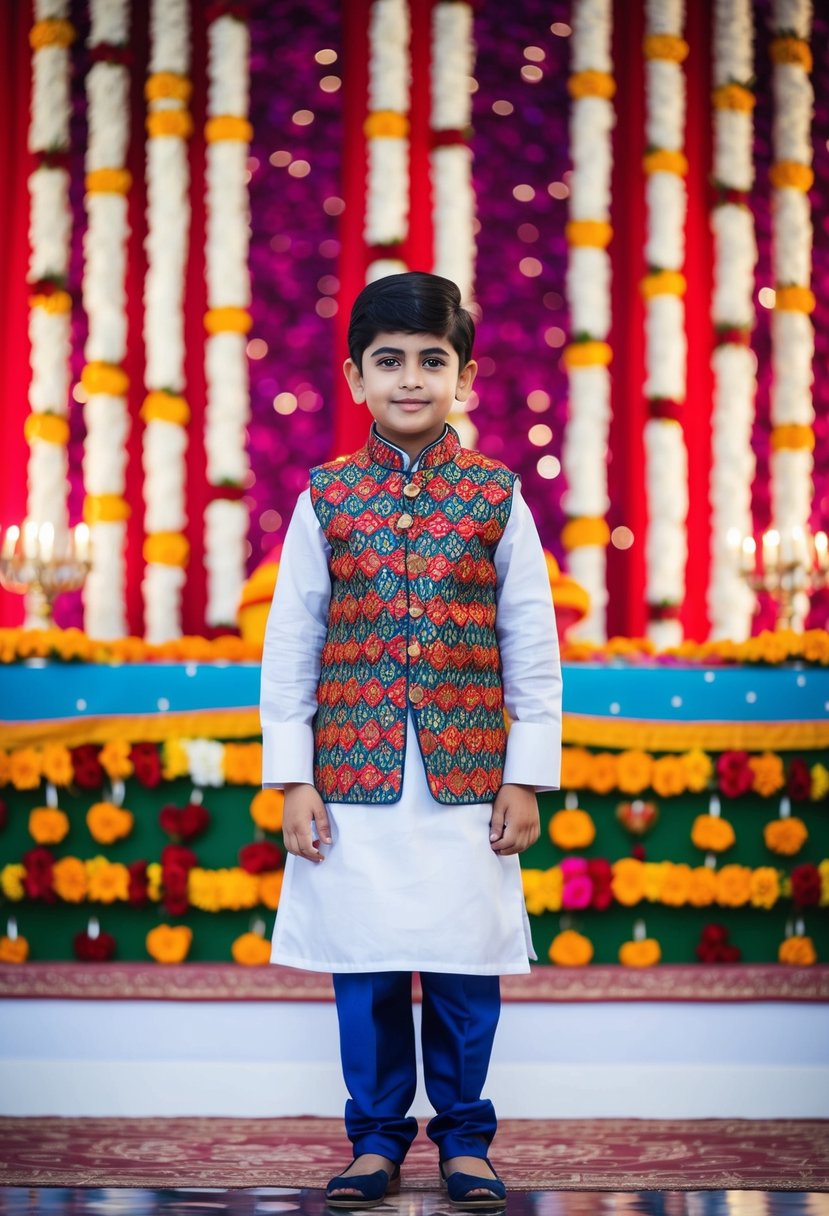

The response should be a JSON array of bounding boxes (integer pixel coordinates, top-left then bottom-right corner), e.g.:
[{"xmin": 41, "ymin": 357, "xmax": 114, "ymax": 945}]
[
  {"xmin": 205, "ymin": 115, "xmax": 254, "ymax": 143},
  {"xmin": 616, "ymin": 750, "xmax": 653, "ymax": 795},
  {"xmin": 146, "ymin": 109, "xmax": 194, "ymax": 139},
  {"xmin": 363, "ymin": 110, "xmax": 410, "ymax": 138},
  {"xmin": 778, "ymin": 935, "xmax": 817, "ymax": 966},
  {"xmin": 641, "ymin": 270, "xmax": 686, "ymax": 298},
  {"xmin": 769, "ymin": 161, "xmax": 814, "ymax": 192},
  {"xmin": 30, "ymin": 17, "xmax": 75, "ymax": 49},
  {"xmin": 549, "ymin": 808, "xmax": 595, "ymax": 850},
  {"xmin": 87, "ymin": 860, "xmax": 130, "ymax": 903},
  {"xmin": 144, "ymin": 531, "xmax": 189, "ymax": 567},
  {"xmin": 86, "ymin": 801, "xmax": 134, "ymax": 845},
  {"xmin": 1, "ymin": 864, "xmax": 26, "ymax": 901},
  {"xmin": 819, "ymin": 860, "xmax": 829, "ymax": 905},
  {"xmin": 28, "ymin": 807, "xmax": 69, "ymax": 845},
  {"xmin": 40, "ymin": 743, "xmax": 74, "ymax": 787},
  {"xmin": 691, "ymin": 814, "xmax": 735, "ymax": 853},
  {"xmin": 99, "ymin": 740, "xmax": 134, "ymax": 781},
  {"xmin": 687, "ymin": 866, "xmax": 717, "ymax": 907},
  {"xmin": 548, "ymin": 928, "xmax": 594, "ymax": 966},
  {"xmin": 85, "ymin": 168, "xmax": 132, "ymax": 195},
  {"xmin": 562, "ymin": 516, "xmax": 610, "ymax": 551},
  {"xmin": 146, "ymin": 924, "xmax": 193, "ymax": 964},
  {"xmin": 769, "ymin": 36, "xmax": 812, "ymax": 71},
  {"xmin": 560, "ymin": 747, "xmax": 592, "ymax": 790},
  {"xmin": 682, "ymin": 749, "xmax": 713, "ymax": 793},
  {"xmin": 711, "ymin": 83, "xmax": 756, "ymax": 111},
  {"xmin": 250, "ymin": 789, "xmax": 284, "ymax": 833},
  {"xmin": 81, "ymin": 361, "xmax": 130, "ymax": 397},
  {"xmin": 540, "ymin": 868, "xmax": 563, "ymax": 913},
  {"xmin": 775, "ymin": 285, "xmax": 816, "ymax": 314},
  {"xmin": 188, "ymin": 868, "xmax": 223, "ymax": 912},
  {"xmin": 565, "ymin": 220, "xmax": 613, "ymax": 248},
  {"xmin": 224, "ymin": 743, "xmax": 262, "ymax": 785},
  {"xmin": 162, "ymin": 739, "xmax": 190, "ymax": 780},
  {"xmin": 763, "ymin": 817, "xmax": 808, "ymax": 856},
  {"xmin": 611, "ymin": 857, "xmax": 646, "ymax": 907},
  {"xmin": 619, "ymin": 938, "xmax": 661, "ymax": 967},
  {"xmin": 52, "ymin": 856, "xmax": 88, "ymax": 903},
  {"xmin": 769, "ymin": 424, "xmax": 814, "ymax": 452},
  {"xmin": 83, "ymin": 494, "xmax": 131, "ymax": 525},
  {"xmin": 0, "ymin": 935, "xmax": 30, "ymax": 964},
  {"xmin": 140, "ymin": 391, "xmax": 191, "ymax": 427},
  {"xmin": 587, "ymin": 752, "xmax": 618, "ymax": 795},
  {"xmin": 660, "ymin": 862, "xmax": 692, "ymax": 907},
  {"xmin": 146, "ymin": 71, "xmax": 193, "ymax": 103},
  {"xmin": 562, "ymin": 341, "xmax": 612, "ymax": 370},
  {"xmin": 258, "ymin": 871, "xmax": 283, "ymax": 910},
  {"xmin": 0, "ymin": 750, "xmax": 10, "ymax": 785},
  {"xmin": 29, "ymin": 292, "xmax": 72, "ymax": 316},
  {"xmin": 567, "ymin": 70, "xmax": 615, "ymax": 100},
  {"xmin": 204, "ymin": 307, "xmax": 253, "ymax": 335},
  {"xmin": 643, "ymin": 33, "xmax": 689, "ymax": 61},
  {"xmin": 522, "ymin": 869, "xmax": 546, "ymax": 916},
  {"xmin": 146, "ymin": 862, "xmax": 163, "ymax": 900},
  {"xmin": 51, "ymin": 628, "xmax": 92, "ymax": 661},
  {"xmin": 651, "ymin": 755, "xmax": 686, "ymax": 798},
  {"xmin": 10, "ymin": 748, "xmax": 42, "ymax": 791},
  {"xmin": 643, "ymin": 862, "xmax": 666, "ymax": 903},
  {"xmin": 715, "ymin": 864, "xmax": 752, "ymax": 907},
  {"xmin": 801, "ymin": 632, "xmax": 829, "ymax": 666},
  {"xmin": 643, "ymin": 149, "xmax": 688, "ymax": 175},
  {"xmin": 220, "ymin": 868, "xmax": 260, "ymax": 910},
  {"xmin": 749, "ymin": 753, "xmax": 785, "ymax": 797},
  {"xmin": 231, "ymin": 931, "xmax": 271, "ymax": 966},
  {"xmin": 24, "ymin": 412, "xmax": 70, "ymax": 445},
  {"xmin": 750, "ymin": 866, "xmax": 780, "ymax": 909}
]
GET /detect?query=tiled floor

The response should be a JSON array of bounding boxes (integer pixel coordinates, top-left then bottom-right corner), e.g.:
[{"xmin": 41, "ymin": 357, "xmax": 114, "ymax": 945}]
[{"xmin": 1, "ymin": 1190, "xmax": 829, "ymax": 1215}]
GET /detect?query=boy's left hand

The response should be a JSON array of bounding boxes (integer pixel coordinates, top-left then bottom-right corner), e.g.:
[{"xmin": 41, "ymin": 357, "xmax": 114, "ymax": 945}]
[{"xmin": 489, "ymin": 784, "xmax": 540, "ymax": 855}]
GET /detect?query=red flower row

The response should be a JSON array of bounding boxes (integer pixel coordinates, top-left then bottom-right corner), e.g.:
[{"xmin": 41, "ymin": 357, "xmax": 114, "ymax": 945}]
[
  {"xmin": 716, "ymin": 752, "xmax": 813, "ymax": 800},
  {"xmin": 73, "ymin": 743, "xmax": 161, "ymax": 789}
]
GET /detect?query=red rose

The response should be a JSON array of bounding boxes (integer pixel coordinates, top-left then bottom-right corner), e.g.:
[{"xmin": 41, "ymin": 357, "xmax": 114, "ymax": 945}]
[
  {"xmin": 587, "ymin": 859, "xmax": 613, "ymax": 910},
  {"xmin": 238, "ymin": 841, "xmax": 283, "ymax": 873},
  {"xmin": 71, "ymin": 744, "xmax": 104, "ymax": 790},
  {"xmin": 162, "ymin": 866, "xmax": 190, "ymax": 916},
  {"xmin": 701, "ymin": 923, "xmax": 729, "ymax": 946},
  {"xmin": 159, "ymin": 802, "xmax": 210, "ymax": 841},
  {"xmin": 130, "ymin": 743, "xmax": 162, "ymax": 788},
  {"xmin": 161, "ymin": 844, "xmax": 199, "ymax": 871},
  {"xmin": 791, "ymin": 863, "xmax": 821, "ymax": 907},
  {"xmin": 127, "ymin": 860, "xmax": 149, "ymax": 907},
  {"xmin": 73, "ymin": 931, "xmax": 116, "ymax": 961},
  {"xmin": 786, "ymin": 758, "xmax": 812, "ymax": 802},
  {"xmin": 0, "ymin": 797, "xmax": 7, "ymax": 830},
  {"xmin": 159, "ymin": 805, "xmax": 183, "ymax": 836},
  {"xmin": 22, "ymin": 847, "xmax": 56, "ymax": 902},
  {"xmin": 716, "ymin": 751, "xmax": 753, "ymax": 798},
  {"xmin": 721, "ymin": 944, "xmax": 742, "ymax": 963},
  {"xmin": 631, "ymin": 843, "xmax": 646, "ymax": 861}
]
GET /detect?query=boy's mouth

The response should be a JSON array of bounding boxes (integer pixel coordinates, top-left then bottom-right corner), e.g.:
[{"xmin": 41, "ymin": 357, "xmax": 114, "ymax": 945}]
[{"xmin": 393, "ymin": 399, "xmax": 429, "ymax": 406}]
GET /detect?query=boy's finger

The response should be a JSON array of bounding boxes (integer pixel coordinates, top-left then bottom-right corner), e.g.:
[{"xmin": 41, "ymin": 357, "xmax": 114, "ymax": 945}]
[
  {"xmin": 489, "ymin": 805, "xmax": 506, "ymax": 842},
  {"xmin": 315, "ymin": 806, "xmax": 333, "ymax": 845}
]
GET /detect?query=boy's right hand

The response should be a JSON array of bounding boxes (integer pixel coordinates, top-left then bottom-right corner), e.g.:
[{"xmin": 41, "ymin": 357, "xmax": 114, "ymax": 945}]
[{"xmin": 282, "ymin": 783, "xmax": 332, "ymax": 863}]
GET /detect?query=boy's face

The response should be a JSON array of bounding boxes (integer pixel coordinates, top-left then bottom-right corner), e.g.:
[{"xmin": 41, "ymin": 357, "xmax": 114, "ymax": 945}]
[{"xmin": 343, "ymin": 330, "xmax": 477, "ymax": 459}]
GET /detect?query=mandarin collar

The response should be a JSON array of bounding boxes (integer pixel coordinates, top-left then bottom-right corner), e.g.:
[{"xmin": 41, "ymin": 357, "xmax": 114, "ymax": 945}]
[{"xmin": 366, "ymin": 424, "xmax": 460, "ymax": 471}]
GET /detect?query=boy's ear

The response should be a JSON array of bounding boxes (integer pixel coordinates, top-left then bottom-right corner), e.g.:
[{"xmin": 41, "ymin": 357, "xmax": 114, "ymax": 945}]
[
  {"xmin": 455, "ymin": 359, "xmax": 478, "ymax": 402},
  {"xmin": 343, "ymin": 358, "xmax": 365, "ymax": 401}
]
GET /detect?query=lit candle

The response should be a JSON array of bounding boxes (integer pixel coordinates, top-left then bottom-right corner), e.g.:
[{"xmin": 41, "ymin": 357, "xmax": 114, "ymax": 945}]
[
  {"xmin": 762, "ymin": 528, "xmax": 780, "ymax": 573},
  {"xmin": 1, "ymin": 525, "xmax": 19, "ymax": 560},
  {"xmin": 791, "ymin": 525, "xmax": 807, "ymax": 567},
  {"xmin": 6, "ymin": 916, "xmax": 17, "ymax": 942},
  {"xmin": 73, "ymin": 522, "xmax": 91, "ymax": 563},
  {"xmin": 815, "ymin": 531, "xmax": 828, "ymax": 573},
  {"xmin": 87, "ymin": 916, "xmax": 100, "ymax": 940},
  {"xmin": 22, "ymin": 519, "xmax": 39, "ymax": 560},
  {"xmin": 740, "ymin": 535, "xmax": 756, "ymax": 574},
  {"xmin": 39, "ymin": 521, "xmax": 55, "ymax": 563},
  {"xmin": 633, "ymin": 919, "xmax": 646, "ymax": 942}
]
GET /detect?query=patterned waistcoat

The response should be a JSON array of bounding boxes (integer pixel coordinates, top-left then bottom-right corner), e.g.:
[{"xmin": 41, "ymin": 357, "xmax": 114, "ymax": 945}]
[{"xmin": 310, "ymin": 425, "xmax": 516, "ymax": 805}]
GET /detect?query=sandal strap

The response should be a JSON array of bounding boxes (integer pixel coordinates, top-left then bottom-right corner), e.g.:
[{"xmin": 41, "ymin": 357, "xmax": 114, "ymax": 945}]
[
  {"xmin": 326, "ymin": 1164, "xmax": 398, "ymax": 1202},
  {"xmin": 440, "ymin": 1162, "xmax": 506, "ymax": 1202}
]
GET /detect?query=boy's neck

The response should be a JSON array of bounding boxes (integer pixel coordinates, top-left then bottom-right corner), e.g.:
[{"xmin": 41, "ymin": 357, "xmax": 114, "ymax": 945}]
[{"xmin": 372, "ymin": 422, "xmax": 448, "ymax": 466}]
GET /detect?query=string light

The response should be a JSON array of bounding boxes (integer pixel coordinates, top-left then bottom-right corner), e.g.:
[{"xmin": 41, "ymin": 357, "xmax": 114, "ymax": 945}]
[
  {"xmin": 521, "ymin": 65, "xmax": 543, "ymax": 83},
  {"xmin": 513, "ymin": 184, "xmax": 535, "ymax": 202},
  {"xmin": 292, "ymin": 110, "xmax": 314, "ymax": 126},
  {"xmin": 528, "ymin": 423, "xmax": 553, "ymax": 446},
  {"xmin": 527, "ymin": 389, "xmax": 551, "ymax": 413},
  {"xmin": 519, "ymin": 256, "xmax": 542, "ymax": 277},
  {"xmin": 269, "ymin": 150, "xmax": 291, "ymax": 167},
  {"xmin": 611, "ymin": 527, "xmax": 635, "ymax": 550},
  {"xmin": 273, "ymin": 393, "xmax": 298, "ymax": 415},
  {"xmin": 492, "ymin": 99, "xmax": 514, "ymax": 115},
  {"xmin": 537, "ymin": 455, "xmax": 561, "ymax": 479},
  {"xmin": 315, "ymin": 49, "xmax": 337, "ymax": 64}
]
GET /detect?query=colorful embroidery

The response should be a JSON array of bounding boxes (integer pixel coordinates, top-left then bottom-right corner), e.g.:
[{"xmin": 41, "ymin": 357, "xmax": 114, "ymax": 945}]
[{"xmin": 310, "ymin": 427, "xmax": 516, "ymax": 804}]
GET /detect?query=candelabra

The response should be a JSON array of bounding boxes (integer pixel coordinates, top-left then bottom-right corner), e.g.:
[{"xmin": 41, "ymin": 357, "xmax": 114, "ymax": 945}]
[
  {"xmin": 734, "ymin": 525, "xmax": 829, "ymax": 632},
  {"xmin": 0, "ymin": 520, "xmax": 91, "ymax": 628}
]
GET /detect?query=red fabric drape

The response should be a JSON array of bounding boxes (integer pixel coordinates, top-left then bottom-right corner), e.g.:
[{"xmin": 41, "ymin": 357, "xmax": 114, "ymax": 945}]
[{"xmin": 0, "ymin": 1, "xmax": 34, "ymax": 627}]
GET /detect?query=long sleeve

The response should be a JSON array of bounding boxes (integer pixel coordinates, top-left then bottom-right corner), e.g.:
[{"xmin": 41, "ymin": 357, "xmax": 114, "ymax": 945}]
[
  {"xmin": 494, "ymin": 482, "xmax": 563, "ymax": 790},
  {"xmin": 259, "ymin": 489, "xmax": 332, "ymax": 787}
]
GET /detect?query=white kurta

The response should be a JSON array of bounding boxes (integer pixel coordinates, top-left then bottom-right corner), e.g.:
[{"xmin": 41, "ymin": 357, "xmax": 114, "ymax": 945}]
[{"xmin": 260, "ymin": 441, "xmax": 563, "ymax": 975}]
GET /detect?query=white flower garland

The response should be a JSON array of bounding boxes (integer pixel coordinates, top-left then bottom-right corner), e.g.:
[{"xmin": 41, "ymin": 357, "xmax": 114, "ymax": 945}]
[
  {"xmin": 25, "ymin": 1, "xmax": 75, "ymax": 627},
  {"xmin": 768, "ymin": 0, "xmax": 815, "ymax": 632},
  {"xmin": 203, "ymin": 12, "xmax": 253, "ymax": 628},
  {"xmin": 707, "ymin": 0, "xmax": 757, "ymax": 641},
  {"xmin": 81, "ymin": 0, "xmax": 132, "ymax": 640},
  {"xmin": 561, "ymin": 0, "xmax": 615, "ymax": 642},
  {"xmin": 142, "ymin": 0, "xmax": 192, "ymax": 643},
  {"xmin": 430, "ymin": 0, "xmax": 477, "ymax": 449},
  {"xmin": 364, "ymin": 0, "xmax": 410, "ymax": 280},
  {"xmin": 642, "ymin": 0, "xmax": 689, "ymax": 650}
]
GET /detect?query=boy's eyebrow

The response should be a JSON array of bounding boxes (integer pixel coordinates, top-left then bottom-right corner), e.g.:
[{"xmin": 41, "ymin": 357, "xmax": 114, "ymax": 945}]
[{"xmin": 369, "ymin": 345, "xmax": 451, "ymax": 357}]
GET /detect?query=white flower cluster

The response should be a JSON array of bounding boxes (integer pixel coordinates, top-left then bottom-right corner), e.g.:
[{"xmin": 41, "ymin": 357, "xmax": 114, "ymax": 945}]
[
  {"xmin": 141, "ymin": 0, "xmax": 192, "ymax": 643},
  {"xmin": 642, "ymin": 0, "xmax": 688, "ymax": 647},
  {"xmin": 562, "ymin": 0, "xmax": 614, "ymax": 642},
  {"xmin": 364, "ymin": 0, "xmax": 410, "ymax": 271},
  {"xmin": 82, "ymin": 0, "xmax": 132, "ymax": 641},
  {"xmin": 769, "ymin": 0, "xmax": 814, "ymax": 619},
  {"xmin": 203, "ymin": 13, "xmax": 252, "ymax": 628},
  {"xmin": 708, "ymin": 0, "xmax": 758, "ymax": 641},
  {"xmin": 25, "ymin": 0, "xmax": 74, "ymax": 627},
  {"xmin": 430, "ymin": 2, "xmax": 475, "ymax": 304}
]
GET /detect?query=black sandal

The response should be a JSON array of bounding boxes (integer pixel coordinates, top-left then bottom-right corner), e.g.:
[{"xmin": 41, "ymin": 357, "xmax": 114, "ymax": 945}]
[
  {"xmin": 439, "ymin": 1158, "xmax": 506, "ymax": 1209},
  {"xmin": 325, "ymin": 1160, "xmax": 401, "ymax": 1209}
]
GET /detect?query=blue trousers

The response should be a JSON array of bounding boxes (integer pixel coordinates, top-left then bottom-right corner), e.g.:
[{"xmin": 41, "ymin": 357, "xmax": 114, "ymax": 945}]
[{"xmin": 332, "ymin": 971, "xmax": 501, "ymax": 1164}]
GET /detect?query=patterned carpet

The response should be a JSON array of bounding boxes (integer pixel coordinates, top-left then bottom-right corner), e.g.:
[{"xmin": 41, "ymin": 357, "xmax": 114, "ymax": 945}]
[{"xmin": 0, "ymin": 1117, "xmax": 827, "ymax": 1191}]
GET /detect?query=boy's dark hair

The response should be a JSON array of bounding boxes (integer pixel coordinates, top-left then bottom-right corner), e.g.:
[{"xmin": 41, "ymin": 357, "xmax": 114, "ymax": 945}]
[{"xmin": 347, "ymin": 271, "xmax": 475, "ymax": 371}]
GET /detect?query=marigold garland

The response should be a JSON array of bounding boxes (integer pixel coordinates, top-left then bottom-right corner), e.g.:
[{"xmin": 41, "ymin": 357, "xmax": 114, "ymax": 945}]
[
  {"xmin": 643, "ymin": 33, "xmax": 689, "ymax": 61},
  {"xmin": 140, "ymin": 392, "xmax": 191, "ymax": 427},
  {"xmin": 764, "ymin": 817, "xmax": 808, "ymax": 856},
  {"xmin": 643, "ymin": 149, "xmax": 688, "ymax": 175},
  {"xmin": 565, "ymin": 220, "xmax": 613, "ymax": 248},
  {"xmin": 146, "ymin": 923, "xmax": 193, "ymax": 963},
  {"xmin": 81, "ymin": 362, "xmax": 130, "ymax": 396},
  {"xmin": 23, "ymin": 414, "xmax": 70, "ymax": 446},
  {"xmin": 561, "ymin": 517, "xmax": 611, "ymax": 551},
  {"xmin": 0, "ymin": 936, "xmax": 30, "ymax": 964},
  {"xmin": 774, "ymin": 285, "xmax": 816, "ymax": 313},
  {"xmin": 85, "ymin": 168, "xmax": 132, "ymax": 195},
  {"xmin": 641, "ymin": 271, "xmax": 687, "ymax": 299},
  {"xmin": 142, "ymin": 532, "xmax": 190, "ymax": 567},
  {"xmin": 29, "ymin": 291, "xmax": 72, "ymax": 314},
  {"xmin": 83, "ymin": 494, "xmax": 131, "ymax": 525},
  {"xmin": 690, "ymin": 814, "xmax": 735, "ymax": 853},
  {"xmin": 30, "ymin": 18, "xmax": 76, "ymax": 49},
  {"xmin": 146, "ymin": 110, "xmax": 194, "ymax": 139},
  {"xmin": 145, "ymin": 72, "xmax": 193, "ymax": 103},
  {"xmin": 363, "ymin": 110, "xmax": 410, "ymax": 138},
  {"xmin": 567, "ymin": 70, "xmax": 615, "ymax": 100},
  {"xmin": 203, "ymin": 307, "xmax": 253, "ymax": 335},
  {"xmin": 28, "ymin": 808, "xmax": 69, "ymax": 845},
  {"xmin": 231, "ymin": 931, "xmax": 271, "ymax": 965},
  {"xmin": 549, "ymin": 808, "xmax": 595, "ymax": 851},
  {"xmin": 769, "ymin": 424, "xmax": 815, "ymax": 452},
  {"xmin": 86, "ymin": 802, "xmax": 134, "ymax": 845},
  {"xmin": 711, "ymin": 83, "xmax": 756, "ymax": 111},
  {"xmin": 769, "ymin": 161, "xmax": 814, "ymax": 191},
  {"xmin": 250, "ymin": 789, "xmax": 284, "ymax": 833},
  {"xmin": 562, "ymin": 340, "xmax": 612, "ymax": 369},
  {"xmin": 769, "ymin": 36, "xmax": 812, "ymax": 70},
  {"xmin": 205, "ymin": 115, "xmax": 253, "ymax": 143}
]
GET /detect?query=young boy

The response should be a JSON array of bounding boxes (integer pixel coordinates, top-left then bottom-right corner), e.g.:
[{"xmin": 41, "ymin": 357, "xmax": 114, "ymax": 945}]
[{"xmin": 260, "ymin": 271, "xmax": 562, "ymax": 1208}]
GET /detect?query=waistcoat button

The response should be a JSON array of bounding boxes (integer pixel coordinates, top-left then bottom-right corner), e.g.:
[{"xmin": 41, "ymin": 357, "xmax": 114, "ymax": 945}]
[
  {"xmin": 409, "ymin": 604, "xmax": 424, "ymax": 619},
  {"xmin": 403, "ymin": 483, "xmax": 420, "ymax": 499},
  {"xmin": 409, "ymin": 685, "xmax": 424, "ymax": 704},
  {"xmin": 407, "ymin": 641, "xmax": 421, "ymax": 658},
  {"xmin": 397, "ymin": 512, "xmax": 414, "ymax": 530}
]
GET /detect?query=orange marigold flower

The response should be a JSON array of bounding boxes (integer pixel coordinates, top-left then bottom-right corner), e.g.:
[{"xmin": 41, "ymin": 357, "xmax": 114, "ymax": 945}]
[
  {"xmin": 763, "ymin": 817, "xmax": 808, "ymax": 856},
  {"xmin": 548, "ymin": 928, "xmax": 594, "ymax": 967},
  {"xmin": 587, "ymin": 752, "xmax": 618, "ymax": 795},
  {"xmin": 611, "ymin": 857, "xmax": 646, "ymax": 907},
  {"xmin": 749, "ymin": 753, "xmax": 785, "ymax": 797},
  {"xmin": 146, "ymin": 924, "xmax": 193, "ymax": 964},
  {"xmin": 250, "ymin": 789, "xmax": 284, "ymax": 833},
  {"xmin": 86, "ymin": 859, "xmax": 130, "ymax": 903},
  {"xmin": 651, "ymin": 755, "xmax": 687, "ymax": 798},
  {"xmin": 86, "ymin": 801, "xmax": 134, "ymax": 845},
  {"xmin": 40, "ymin": 744, "xmax": 74, "ymax": 787},
  {"xmin": 660, "ymin": 862, "xmax": 692, "ymax": 907},
  {"xmin": 682, "ymin": 749, "xmax": 713, "ymax": 793},
  {"xmin": 691, "ymin": 814, "xmax": 735, "ymax": 853},
  {"xmin": 778, "ymin": 935, "xmax": 817, "ymax": 966},
  {"xmin": 258, "ymin": 871, "xmax": 283, "ymax": 910},
  {"xmin": 10, "ymin": 748, "xmax": 41, "ymax": 791},
  {"xmin": 750, "ymin": 866, "xmax": 780, "ymax": 909},
  {"xmin": 687, "ymin": 866, "xmax": 717, "ymax": 907},
  {"xmin": 616, "ymin": 750, "xmax": 653, "ymax": 795},
  {"xmin": 0, "ymin": 935, "xmax": 30, "ymax": 964},
  {"xmin": 560, "ymin": 747, "xmax": 592, "ymax": 789},
  {"xmin": 619, "ymin": 938, "xmax": 661, "ymax": 967},
  {"xmin": 715, "ymin": 864, "xmax": 752, "ymax": 907},
  {"xmin": 549, "ymin": 808, "xmax": 595, "ymax": 850},
  {"xmin": 224, "ymin": 743, "xmax": 262, "ymax": 785},
  {"xmin": 52, "ymin": 856, "xmax": 88, "ymax": 903},
  {"xmin": 231, "ymin": 932, "xmax": 271, "ymax": 966},
  {"xmin": 28, "ymin": 807, "xmax": 69, "ymax": 845}
]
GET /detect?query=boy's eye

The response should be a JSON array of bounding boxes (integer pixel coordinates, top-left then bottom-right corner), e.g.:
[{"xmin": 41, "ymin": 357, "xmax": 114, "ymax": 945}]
[
  {"xmin": 377, "ymin": 358, "xmax": 399, "ymax": 367},
  {"xmin": 423, "ymin": 358, "xmax": 445, "ymax": 369}
]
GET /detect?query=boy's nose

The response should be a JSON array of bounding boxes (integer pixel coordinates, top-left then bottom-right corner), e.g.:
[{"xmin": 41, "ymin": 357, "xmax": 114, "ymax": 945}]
[{"xmin": 399, "ymin": 363, "xmax": 423, "ymax": 388}]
